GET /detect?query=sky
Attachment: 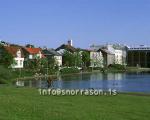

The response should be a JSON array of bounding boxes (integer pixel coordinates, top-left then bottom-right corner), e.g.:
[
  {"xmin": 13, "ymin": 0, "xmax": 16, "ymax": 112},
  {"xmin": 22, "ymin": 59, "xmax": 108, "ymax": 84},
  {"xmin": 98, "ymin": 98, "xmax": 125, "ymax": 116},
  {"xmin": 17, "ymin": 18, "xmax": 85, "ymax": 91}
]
[{"xmin": 0, "ymin": 0, "xmax": 150, "ymax": 48}]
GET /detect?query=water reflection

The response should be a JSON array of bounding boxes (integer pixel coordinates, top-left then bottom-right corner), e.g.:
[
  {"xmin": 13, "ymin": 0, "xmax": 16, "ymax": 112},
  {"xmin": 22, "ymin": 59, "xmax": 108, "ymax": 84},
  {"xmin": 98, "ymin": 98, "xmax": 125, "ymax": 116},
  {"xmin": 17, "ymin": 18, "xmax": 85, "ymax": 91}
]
[{"xmin": 15, "ymin": 72, "xmax": 150, "ymax": 93}]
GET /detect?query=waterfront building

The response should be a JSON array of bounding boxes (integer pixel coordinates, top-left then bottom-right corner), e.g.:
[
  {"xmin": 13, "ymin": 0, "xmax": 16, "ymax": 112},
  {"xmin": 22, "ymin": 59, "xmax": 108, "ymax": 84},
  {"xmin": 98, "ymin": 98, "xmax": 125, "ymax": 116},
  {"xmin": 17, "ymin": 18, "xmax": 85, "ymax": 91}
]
[
  {"xmin": 4, "ymin": 46, "xmax": 24, "ymax": 68},
  {"xmin": 90, "ymin": 44, "xmax": 127, "ymax": 66},
  {"xmin": 127, "ymin": 45, "xmax": 150, "ymax": 68},
  {"xmin": 42, "ymin": 48, "xmax": 62, "ymax": 66}
]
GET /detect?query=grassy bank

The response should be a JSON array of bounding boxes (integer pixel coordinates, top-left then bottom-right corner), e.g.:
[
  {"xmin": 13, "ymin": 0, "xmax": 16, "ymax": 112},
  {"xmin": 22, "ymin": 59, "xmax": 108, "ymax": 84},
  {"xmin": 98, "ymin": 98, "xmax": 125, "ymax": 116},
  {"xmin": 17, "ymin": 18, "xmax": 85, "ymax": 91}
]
[{"xmin": 0, "ymin": 86, "xmax": 150, "ymax": 120}]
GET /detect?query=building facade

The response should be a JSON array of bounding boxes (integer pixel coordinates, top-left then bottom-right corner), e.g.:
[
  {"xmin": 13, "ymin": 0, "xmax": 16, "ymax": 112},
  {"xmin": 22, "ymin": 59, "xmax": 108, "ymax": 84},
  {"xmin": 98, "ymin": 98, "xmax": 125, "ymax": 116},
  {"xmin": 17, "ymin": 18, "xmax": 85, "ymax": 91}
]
[
  {"xmin": 4, "ymin": 46, "xmax": 24, "ymax": 68},
  {"xmin": 127, "ymin": 46, "xmax": 150, "ymax": 68},
  {"xmin": 42, "ymin": 48, "xmax": 62, "ymax": 66},
  {"xmin": 90, "ymin": 51, "xmax": 104, "ymax": 67},
  {"xmin": 91, "ymin": 44, "xmax": 127, "ymax": 66}
]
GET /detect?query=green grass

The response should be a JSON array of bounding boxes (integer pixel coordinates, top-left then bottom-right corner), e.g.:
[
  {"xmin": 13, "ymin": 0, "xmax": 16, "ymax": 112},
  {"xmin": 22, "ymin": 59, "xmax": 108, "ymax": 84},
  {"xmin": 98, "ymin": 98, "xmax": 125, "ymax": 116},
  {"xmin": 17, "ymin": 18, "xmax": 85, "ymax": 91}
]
[{"xmin": 0, "ymin": 86, "xmax": 150, "ymax": 120}]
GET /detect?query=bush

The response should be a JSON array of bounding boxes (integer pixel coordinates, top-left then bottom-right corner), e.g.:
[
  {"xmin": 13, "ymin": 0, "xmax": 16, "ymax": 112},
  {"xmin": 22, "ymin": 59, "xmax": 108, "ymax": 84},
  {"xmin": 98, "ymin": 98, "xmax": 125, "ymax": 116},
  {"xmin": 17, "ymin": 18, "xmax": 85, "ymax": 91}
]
[
  {"xmin": 11, "ymin": 69, "xmax": 35, "ymax": 78},
  {"xmin": 0, "ymin": 65, "xmax": 13, "ymax": 84},
  {"xmin": 108, "ymin": 64, "xmax": 126, "ymax": 70},
  {"xmin": 60, "ymin": 67, "xmax": 80, "ymax": 74}
]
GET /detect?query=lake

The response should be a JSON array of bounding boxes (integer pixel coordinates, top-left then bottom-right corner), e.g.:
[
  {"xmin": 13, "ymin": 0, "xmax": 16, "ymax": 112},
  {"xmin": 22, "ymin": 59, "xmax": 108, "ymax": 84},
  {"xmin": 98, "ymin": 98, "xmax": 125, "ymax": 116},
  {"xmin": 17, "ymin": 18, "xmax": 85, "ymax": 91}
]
[{"xmin": 15, "ymin": 72, "xmax": 150, "ymax": 93}]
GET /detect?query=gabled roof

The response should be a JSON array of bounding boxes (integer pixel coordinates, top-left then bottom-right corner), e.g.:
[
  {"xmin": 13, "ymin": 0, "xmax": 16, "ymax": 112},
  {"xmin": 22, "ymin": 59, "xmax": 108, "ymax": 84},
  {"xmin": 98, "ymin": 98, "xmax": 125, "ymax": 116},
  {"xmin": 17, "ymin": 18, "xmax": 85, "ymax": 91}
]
[
  {"xmin": 42, "ymin": 49, "xmax": 62, "ymax": 56},
  {"xmin": 4, "ymin": 46, "xmax": 24, "ymax": 57},
  {"xmin": 48, "ymin": 49, "xmax": 62, "ymax": 56},
  {"xmin": 55, "ymin": 44, "xmax": 77, "ymax": 53},
  {"xmin": 25, "ymin": 48, "xmax": 41, "ymax": 54}
]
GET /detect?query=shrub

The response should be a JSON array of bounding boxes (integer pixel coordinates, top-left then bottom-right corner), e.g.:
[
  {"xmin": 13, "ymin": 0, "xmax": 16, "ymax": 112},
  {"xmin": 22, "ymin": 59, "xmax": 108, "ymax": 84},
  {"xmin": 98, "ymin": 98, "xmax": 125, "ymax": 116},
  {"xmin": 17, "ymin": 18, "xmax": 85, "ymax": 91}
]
[
  {"xmin": 11, "ymin": 69, "xmax": 35, "ymax": 78},
  {"xmin": 0, "ymin": 65, "xmax": 13, "ymax": 84},
  {"xmin": 108, "ymin": 64, "xmax": 126, "ymax": 70},
  {"xmin": 60, "ymin": 67, "xmax": 80, "ymax": 74}
]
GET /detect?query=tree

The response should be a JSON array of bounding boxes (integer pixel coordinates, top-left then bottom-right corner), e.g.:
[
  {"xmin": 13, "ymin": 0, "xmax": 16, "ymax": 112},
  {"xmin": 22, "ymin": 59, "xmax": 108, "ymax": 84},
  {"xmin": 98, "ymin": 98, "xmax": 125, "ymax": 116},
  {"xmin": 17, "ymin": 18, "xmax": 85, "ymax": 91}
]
[
  {"xmin": 63, "ymin": 50, "xmax": 75, "ymax": 66},
  {"xmin": 74, "ymin": 49, "xmax": 82, "ymax": 67},
  {"xmin": 0, "ymin": 45, "xmax": 14, "ymax": 67},
  {"xmin": 82, "ymin": 51, "xmax": 90, "ymax": 67}
]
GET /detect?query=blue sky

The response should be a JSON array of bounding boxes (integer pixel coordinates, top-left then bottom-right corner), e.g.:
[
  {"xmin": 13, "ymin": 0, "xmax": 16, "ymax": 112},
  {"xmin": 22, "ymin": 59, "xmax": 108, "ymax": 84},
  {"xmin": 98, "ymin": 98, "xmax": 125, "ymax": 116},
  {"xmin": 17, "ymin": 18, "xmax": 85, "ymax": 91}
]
[{"xmin": 0, "ymin": 0, "xmax": 150, "ymax": 48}]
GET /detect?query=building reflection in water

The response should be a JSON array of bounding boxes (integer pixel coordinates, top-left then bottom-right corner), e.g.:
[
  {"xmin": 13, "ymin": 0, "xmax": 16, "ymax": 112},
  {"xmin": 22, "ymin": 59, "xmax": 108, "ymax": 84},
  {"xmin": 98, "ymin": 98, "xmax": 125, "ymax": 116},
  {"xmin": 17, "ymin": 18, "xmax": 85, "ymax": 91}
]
[
  {"xmin": 15, "ymin": 73, "xmax": 125, "ymax": 90},
  {"xmin": 89, "ymin": 72, "xmax": 125, "ymax": 90}
]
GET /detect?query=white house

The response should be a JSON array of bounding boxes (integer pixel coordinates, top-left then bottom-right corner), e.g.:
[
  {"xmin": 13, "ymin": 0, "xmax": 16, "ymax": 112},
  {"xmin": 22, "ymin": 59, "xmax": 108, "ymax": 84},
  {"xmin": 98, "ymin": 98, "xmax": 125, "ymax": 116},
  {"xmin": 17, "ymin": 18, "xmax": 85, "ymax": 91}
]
[
  {"xmin": 90, "ymin": 44, "xmax": 127, "ymax": 66},
  {"xmin": 4, "ymin": 46, "xmax": 24, "ymax": 68},
  {"xmin": 42, "ymin": 48, "xmax": 62, "ymax": 66},
  {"xmin": 25, "ymin": 48, "xmax": 43, "ymax": 59},
  {"xmin": 104, "ymin": 44, "xmax": 127, "ymax": 65},
  {"xmin": 114, "ymin": 50, "xmax": 123, "ymax": 64}
]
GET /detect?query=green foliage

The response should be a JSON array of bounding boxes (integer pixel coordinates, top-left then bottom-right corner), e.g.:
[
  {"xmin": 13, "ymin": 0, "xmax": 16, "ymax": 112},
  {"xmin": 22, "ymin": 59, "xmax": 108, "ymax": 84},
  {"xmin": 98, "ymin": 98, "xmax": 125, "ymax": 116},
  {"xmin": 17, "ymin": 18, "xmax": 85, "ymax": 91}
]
[
  {"xmin": 74, "ymin": 49, "xmax": 82, "ymax": 67},
  {"xmin": 63, "ymin": 50, "xmax": 83, "ymax": 67},
  {"xmin": 0, "ymin": 65, "xmax": 13, "ymax": 84},
  {"xmin": 25, "ymin": 60, "xmax": 37, "ymax": 69},
  {"xmin": 0, "ymin": 45, "xmax": 14, "ymax": 67},
  {"xmin": 82, "ymin": 51, "xmax": 90, "ymax": 67},
  {"xmin": 108, "ymin": 64, "xmax": 126, "ymax": 70},
  {"xmin": 25, "ymin": 57, "xmax": 58, "ymax": 75},
  {"xmin": 63, "ymin": 50, "xmax": 75, "ymax": 66},
  {"xmin": 60, "ymin": 67, "xmax": 80, "ymax": 74},
  {"xmin": 48, "ymin": 57, "xmax": 56, "ymax": 68},
  {"xmin": 11, "ymin": 69, "xmax": 35, "ymax": 79}
]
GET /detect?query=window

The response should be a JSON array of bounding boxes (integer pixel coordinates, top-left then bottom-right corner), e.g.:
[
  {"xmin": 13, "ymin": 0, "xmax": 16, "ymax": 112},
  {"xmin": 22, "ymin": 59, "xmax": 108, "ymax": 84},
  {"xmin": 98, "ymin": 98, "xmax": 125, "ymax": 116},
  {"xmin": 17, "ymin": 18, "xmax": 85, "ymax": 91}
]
[{"xmin": 16, "ymin": 60, "xmax": 19, "ymax": 66}]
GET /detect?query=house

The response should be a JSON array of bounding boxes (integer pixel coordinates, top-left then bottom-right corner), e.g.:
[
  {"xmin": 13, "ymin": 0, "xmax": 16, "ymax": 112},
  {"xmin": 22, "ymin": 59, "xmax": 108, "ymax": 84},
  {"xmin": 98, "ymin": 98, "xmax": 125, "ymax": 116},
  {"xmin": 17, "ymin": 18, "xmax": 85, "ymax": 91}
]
[
  {"xmin": 4, "ymin": 46, "xmax": 24, "ymax": 68},
  {"xmin": 91, "ymin": 44, "xmax": 127, "ymax": 65},
  {"xmin": 106, "ymin": 44, "xmax": 127, "ymax": 65},
  {"xmin": 23, "ymin": 47, "xmax": 43, "ymax": 60},
  {"xmin": 55, "ymin": 40, "xmax": 77, "ymax": 54},
  {"xmin": 97, "ymin": 49, "xmax": 115, "ymax": 67},
  {"xmin": 55, "ymin": 40, "xmax": 78, "ymax": 66},
  {"xmin": 42, "ymin": 48, "xmax": 62, "ymax": 66}
]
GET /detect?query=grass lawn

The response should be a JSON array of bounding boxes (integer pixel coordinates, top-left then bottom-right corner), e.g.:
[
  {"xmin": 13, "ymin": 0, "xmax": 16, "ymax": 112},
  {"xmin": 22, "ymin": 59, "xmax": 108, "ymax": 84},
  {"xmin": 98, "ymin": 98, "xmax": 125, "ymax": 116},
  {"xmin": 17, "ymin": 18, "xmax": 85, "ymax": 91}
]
[{"xmin": 0, "ymin": 86, "xmax": 150, "ymax": 120}]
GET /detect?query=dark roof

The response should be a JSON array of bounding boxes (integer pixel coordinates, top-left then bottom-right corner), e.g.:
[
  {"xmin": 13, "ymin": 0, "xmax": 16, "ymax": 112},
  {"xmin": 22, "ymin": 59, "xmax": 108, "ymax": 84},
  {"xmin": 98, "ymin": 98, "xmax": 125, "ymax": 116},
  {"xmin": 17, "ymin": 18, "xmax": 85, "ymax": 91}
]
[
  {"xmin": 42, "ymin": 49, "xmax": 62, "ymax": 56},
  {"xmin": 55, "ymin": 44, "xmax": 77, "ymax": 53},
  {"xmin": 97, "ymin": 48, "xmax": 115, "ymax": 55}
]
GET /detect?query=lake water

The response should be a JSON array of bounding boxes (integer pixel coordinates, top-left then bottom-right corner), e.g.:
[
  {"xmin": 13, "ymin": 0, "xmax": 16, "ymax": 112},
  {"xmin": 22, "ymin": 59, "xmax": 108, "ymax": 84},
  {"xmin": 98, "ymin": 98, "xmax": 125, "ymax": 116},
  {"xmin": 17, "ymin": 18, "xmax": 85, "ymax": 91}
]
[{"xmin": 16, "ymin": 72, "xmax": 150, "ymax": 93}]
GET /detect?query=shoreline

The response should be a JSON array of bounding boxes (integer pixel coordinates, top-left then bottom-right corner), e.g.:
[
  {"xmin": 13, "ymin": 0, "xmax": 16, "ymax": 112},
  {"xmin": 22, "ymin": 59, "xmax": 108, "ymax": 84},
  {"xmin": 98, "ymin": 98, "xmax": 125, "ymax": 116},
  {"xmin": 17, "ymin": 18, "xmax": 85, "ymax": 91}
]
[{"xmin": 14, "ymin": 67, "xmax": 150, "ymax": 81}]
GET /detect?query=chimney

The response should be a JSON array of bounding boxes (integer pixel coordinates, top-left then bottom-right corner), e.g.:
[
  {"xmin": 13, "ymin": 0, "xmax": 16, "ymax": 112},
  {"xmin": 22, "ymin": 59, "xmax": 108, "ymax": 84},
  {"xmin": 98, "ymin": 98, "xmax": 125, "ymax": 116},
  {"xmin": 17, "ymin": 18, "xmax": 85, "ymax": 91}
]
[{"xmin": 68, "ymin": 39, "xmax": 73, "ymax": 46}]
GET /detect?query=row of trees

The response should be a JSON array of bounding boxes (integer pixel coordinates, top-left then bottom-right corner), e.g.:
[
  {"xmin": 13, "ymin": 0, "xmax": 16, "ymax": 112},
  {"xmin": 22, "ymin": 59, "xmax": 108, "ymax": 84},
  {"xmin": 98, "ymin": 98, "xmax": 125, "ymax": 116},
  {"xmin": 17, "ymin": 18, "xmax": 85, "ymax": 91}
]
[
  {"xmin": 25, "ymin": 57, "xmax": 58, "ymax": 74},
  {"xmin": 25, "ymin": 49, "xmax": 91, "ymax": 74},
  {"xmin": 63, "ymin": 50, "xmax": 90, "ymax": 68}
]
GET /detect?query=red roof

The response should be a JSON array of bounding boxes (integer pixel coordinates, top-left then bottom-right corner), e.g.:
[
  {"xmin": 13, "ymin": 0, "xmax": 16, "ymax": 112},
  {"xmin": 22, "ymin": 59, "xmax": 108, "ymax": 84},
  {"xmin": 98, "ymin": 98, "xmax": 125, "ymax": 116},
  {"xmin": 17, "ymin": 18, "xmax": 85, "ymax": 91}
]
[
  {"xmin": 25, "ymin": 48, "xmax": 41, "ymax": 54},
  {"xmin": 4, "ymin": 46, "xmax": 24, "ymax": 57}
]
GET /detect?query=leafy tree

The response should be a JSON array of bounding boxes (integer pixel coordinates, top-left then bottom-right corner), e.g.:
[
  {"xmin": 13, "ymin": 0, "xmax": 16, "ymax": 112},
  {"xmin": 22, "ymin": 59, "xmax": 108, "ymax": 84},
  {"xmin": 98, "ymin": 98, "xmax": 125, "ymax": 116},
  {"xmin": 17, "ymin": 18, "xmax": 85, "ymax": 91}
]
[
  {"xmin": 0, "ymin": 45, "xmax": 14, "ymax": 67},
  {"xmin": 74, "ymin": 50, "xmax": 82, "ymax": 67},
  {"xmin": 48, "ymin": 57, "xmax": 56, "ymax": 68},
  {"xmin": 82, "ymin": 51, "xmax": 90, "ymax": 67},
  {"xmin": 63, "ymin": 50, "xmax": 75, "ymax": 66}
]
